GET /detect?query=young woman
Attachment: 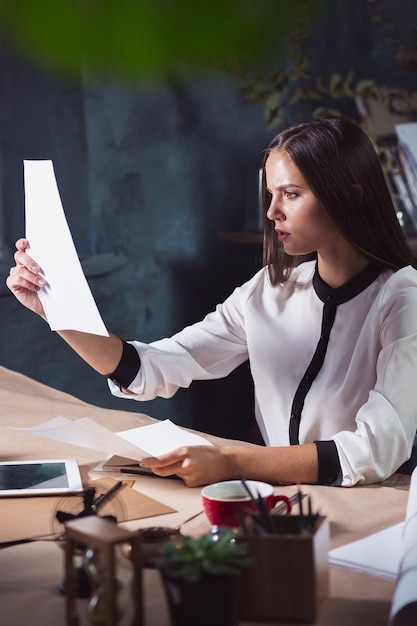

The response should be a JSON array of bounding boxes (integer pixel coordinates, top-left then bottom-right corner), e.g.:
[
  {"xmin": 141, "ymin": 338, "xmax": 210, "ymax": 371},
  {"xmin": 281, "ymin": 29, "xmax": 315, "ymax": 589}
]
[{"xmin": 7, "ymin": 116, "xmax": 417, "ymax": 488}]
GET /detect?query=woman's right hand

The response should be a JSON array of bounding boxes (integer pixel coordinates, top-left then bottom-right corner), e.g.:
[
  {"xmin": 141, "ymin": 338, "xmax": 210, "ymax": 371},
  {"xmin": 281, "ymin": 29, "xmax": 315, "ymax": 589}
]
[{"xmin": 5, "ymin": 238, "xmax": 47, "ymax": 318}]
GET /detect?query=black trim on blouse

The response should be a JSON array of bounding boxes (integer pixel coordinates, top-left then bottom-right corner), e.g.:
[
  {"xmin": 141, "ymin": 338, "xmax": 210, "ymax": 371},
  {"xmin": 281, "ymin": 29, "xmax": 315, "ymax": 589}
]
[
  {"xmin": 315, "ymin": 440, "xmax": 342, "ymax": 485},
  {"xmin": 107, "ymin": 341, "xmax": 141, "ymax": 390},
  {"xmin": 289, "ymin": 262, "xmax": 382, "ymax": 446}
]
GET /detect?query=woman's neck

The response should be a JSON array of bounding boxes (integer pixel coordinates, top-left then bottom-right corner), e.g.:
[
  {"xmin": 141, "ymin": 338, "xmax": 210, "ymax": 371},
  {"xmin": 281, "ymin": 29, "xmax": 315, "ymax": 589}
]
[{"xmin": 317, "ymin": 247, "xmax": 369, "ymax": 288}]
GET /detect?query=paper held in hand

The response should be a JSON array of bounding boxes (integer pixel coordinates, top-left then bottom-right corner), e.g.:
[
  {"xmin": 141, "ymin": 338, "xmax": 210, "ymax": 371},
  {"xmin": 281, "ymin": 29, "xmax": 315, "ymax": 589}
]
[
  {"xmin": 24, "ymin": 159, "xmax": 109, "ymax": 336},
  {"xmin": 12, "ymin": 417, "xmax": 213, "ymax": 466}
]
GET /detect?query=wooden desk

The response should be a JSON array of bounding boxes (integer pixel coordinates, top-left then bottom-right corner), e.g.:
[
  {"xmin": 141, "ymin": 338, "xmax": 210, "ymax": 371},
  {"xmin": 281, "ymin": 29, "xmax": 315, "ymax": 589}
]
[{"xmin": 0, "ymin": 366, "xmax": 410, "ymax": 626}]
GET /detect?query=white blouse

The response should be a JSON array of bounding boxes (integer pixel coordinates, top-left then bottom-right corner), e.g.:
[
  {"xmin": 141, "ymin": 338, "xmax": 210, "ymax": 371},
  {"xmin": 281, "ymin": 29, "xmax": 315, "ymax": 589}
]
[{"xmin": 109, "ymin": 260, "xmax": 417, "ymax": 486}]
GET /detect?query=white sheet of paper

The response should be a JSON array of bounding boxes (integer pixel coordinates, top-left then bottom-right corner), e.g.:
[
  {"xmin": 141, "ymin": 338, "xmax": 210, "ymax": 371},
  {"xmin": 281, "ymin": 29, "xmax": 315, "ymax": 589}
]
[
  {"xmin": 13, "ymin": 417, "xmax": 212, "ymax": 462},
  {"xmin": 117, "ymin": 419, "xmax": 213, "ymax": 456},
  {"xmin": 329, "ymin": 522, "xmax": 403, "ymax": 581},
  {"xmin": 330, "ymin": 466, "xmax": 417, "ymax": 589},
  {"xmin": 24, "ymin": 159, "xmax": 108, "ymax": 336},
  {"xmin": 388, "ymin": 466, "xmax": 417, "ymax": 625}
]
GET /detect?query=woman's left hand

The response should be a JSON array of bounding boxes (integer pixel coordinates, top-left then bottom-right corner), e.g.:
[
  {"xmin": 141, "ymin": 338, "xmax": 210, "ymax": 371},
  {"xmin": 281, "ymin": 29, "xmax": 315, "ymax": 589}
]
[{"xmin": 140, "ymin": 445, "xmax": 237, "ymax": 487}]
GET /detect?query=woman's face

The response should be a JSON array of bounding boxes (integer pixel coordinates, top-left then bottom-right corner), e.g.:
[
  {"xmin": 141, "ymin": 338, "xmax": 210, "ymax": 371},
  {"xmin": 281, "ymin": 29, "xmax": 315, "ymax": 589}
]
[{"xmin": 265, "ymin": 150, "xmax": 343, "ymax": 258}]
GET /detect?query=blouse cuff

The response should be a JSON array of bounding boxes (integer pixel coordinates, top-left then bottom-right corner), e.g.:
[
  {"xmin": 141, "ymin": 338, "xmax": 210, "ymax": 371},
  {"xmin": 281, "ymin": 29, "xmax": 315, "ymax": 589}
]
[
  {"xmin": 107, "ymin": 341, "xmax": 141, "ymax": 390},
  {"xmin": 315, "ymin": 440, "xmax": 342, "ymax": 486}
]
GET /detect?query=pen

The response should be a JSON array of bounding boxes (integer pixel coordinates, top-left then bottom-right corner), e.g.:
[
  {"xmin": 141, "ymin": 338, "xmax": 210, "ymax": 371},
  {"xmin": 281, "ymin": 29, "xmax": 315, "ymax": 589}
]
[
  {"xmin": 306, "ymin": 494, "xmax": 319, "ymax": 532},
  {"xmin": 297, "ymin": 487, "xmax": 308, "ymax": 533},
  {"xmin": 91, "ymin": 480, "xmax": 124, "ymax": 512},
  {"xmin": 240, "ymin": 477, "xmax": 274, "ymax": 533},
  {"xmin": 256, "ymin": 489, "xmax": 276, "ymax": 533}
]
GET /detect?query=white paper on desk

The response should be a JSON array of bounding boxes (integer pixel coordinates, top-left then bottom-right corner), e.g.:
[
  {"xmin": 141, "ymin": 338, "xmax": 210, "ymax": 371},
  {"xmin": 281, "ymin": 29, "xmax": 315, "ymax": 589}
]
[
  {"xmin": 329, "ymin": 522, "xmax": 403, "ymax": 581},
  {"xmin": 388, "ymin": 466, "xmax": 417, "ymax": 626},
  {"xmin": 13, "ymin": 417, "xmax": 212, "ymax": 463},
  {"xmin": 24, "ymin": 160, "xmax": 108, "ymax": 336},
  {"xmin": 330, "ymin": 466, "xmax": 417, "ymax": 592}
]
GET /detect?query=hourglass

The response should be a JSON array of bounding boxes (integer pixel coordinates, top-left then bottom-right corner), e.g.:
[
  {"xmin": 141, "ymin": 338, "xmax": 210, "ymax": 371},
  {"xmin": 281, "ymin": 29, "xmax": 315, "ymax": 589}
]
[{"xmin": 64, "ymin": 516, "xmax": 143, "ymax": 626}]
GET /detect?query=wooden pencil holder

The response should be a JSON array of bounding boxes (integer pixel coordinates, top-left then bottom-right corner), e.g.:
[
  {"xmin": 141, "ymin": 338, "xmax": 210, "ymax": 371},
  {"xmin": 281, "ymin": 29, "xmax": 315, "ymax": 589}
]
[
  {"xmin": 64, "ymin": 516, "xmax": 143, "ymax": 626},
  {"xmin": 239, "ymin": 515, "xmax": 329, "ymax": 623}
]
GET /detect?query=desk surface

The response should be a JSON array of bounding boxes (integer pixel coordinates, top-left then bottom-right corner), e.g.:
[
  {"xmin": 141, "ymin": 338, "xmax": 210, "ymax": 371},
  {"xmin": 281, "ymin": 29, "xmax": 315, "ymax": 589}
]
[{"xmin": 0, "ymin": 366, "xmax": 410, "ymax": 626}]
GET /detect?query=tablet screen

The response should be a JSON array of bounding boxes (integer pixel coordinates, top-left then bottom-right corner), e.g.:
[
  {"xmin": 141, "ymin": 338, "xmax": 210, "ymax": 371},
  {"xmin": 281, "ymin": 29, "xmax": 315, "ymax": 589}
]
[{"xmin": 0, "ymin": 459, "xmax": 83, "ymax": 496}]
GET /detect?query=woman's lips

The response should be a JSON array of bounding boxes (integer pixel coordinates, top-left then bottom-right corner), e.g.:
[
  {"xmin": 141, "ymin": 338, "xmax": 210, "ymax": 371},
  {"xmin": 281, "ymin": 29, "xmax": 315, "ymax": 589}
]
[{"xmin": 275, "ymin": 229, "xmax": 290, "ymax": 242}]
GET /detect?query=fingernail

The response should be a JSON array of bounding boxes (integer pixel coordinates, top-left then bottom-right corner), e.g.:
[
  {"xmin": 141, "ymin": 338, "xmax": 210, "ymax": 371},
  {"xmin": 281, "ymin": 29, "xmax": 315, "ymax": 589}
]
[
  {"xmin": 38, "ymin": 278, "xmax": 45, "ymax": 286},
  {"xmin": 31, "ymin": 265, "xmax": 40, "ymax": 273}
]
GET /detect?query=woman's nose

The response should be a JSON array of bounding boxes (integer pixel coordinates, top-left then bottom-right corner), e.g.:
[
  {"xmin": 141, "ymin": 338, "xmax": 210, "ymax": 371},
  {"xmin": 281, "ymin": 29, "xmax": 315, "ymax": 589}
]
[{"xmin": 266, "ymin": 198, "xmax": 285, "ymax": 222}]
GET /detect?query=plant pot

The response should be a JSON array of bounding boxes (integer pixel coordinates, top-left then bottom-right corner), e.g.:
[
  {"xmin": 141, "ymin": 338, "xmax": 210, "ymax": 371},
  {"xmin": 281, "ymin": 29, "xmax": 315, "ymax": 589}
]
[{"xmin": 160, "ymin": 571, "xmax": 242, "ymax": 626}]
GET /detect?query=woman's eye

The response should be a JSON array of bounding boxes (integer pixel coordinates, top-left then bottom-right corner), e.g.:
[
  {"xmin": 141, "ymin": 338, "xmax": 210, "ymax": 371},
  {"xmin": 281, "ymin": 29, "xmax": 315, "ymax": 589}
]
[{"xmin": 285, "ymin": 191, "xmax": 298, "ymax": 200}]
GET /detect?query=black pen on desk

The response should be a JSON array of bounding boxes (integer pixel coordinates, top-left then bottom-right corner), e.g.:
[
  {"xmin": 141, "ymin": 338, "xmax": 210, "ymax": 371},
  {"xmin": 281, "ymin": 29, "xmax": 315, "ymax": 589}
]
[{"xmin": 92, "ymin": 480, "xmax": 124, "ymax": 512}]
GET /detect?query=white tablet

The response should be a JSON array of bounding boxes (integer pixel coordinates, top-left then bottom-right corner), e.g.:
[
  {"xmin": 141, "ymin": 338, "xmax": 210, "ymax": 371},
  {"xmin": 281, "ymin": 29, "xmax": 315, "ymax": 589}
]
[{"xmin": 0, "ymin": 459, "xmax": 83, "ymax": 497}]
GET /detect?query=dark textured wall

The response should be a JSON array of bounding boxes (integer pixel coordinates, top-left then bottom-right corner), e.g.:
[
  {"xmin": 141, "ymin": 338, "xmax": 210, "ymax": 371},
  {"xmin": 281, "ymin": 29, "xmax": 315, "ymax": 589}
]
[
  {"xmin": 0, "ymin": 47, "xmax": 269, "ymax": 439},
  {"xmin": 0, "ymin": 0, "xmax": 416, "ymax": 439}
]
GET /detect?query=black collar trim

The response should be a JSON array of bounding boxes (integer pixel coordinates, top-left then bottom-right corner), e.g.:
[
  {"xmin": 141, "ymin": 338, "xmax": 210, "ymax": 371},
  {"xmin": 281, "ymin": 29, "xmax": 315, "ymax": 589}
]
[{"xmin": 313, "ymin": 263, "xmax": 382, "ymax": 306}]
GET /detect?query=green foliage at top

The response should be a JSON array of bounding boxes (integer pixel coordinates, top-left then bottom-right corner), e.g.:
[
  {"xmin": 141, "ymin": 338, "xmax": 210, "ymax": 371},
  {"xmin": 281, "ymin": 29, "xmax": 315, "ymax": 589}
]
[
  {"xmin": 0, "ymin": 0, "xmax": 329, "ymax": 82},
  {"xmin": 156, "ymin": 530, "xmax": 250, "ymax": 582}
]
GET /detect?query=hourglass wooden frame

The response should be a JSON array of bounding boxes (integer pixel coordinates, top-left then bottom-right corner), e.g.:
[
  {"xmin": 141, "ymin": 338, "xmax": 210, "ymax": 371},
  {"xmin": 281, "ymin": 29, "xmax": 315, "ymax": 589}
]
[{"xmin": 64, "ymin": 516, "xmax": 143, "ymax": 626}]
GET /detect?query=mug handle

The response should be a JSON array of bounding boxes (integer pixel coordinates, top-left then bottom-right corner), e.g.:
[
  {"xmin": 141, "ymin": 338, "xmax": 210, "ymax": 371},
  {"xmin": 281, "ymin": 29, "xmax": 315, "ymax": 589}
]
[{"xmin": 269, "ymin": 494, "xmax": 292, "ymax": 514}]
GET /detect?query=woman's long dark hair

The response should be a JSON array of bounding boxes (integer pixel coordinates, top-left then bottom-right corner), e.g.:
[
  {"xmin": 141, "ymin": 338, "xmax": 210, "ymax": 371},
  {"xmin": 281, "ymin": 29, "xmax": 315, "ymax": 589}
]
[{"xmin": 262, "ymin": 116, "xmax": 415, "ymax": 285}]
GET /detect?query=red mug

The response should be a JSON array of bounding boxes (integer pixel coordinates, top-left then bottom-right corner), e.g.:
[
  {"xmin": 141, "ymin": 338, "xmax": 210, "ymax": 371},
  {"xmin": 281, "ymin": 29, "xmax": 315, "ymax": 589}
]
[{"xmin": 201, "ymin": 480, "xmax": 292, "ymax": 528}]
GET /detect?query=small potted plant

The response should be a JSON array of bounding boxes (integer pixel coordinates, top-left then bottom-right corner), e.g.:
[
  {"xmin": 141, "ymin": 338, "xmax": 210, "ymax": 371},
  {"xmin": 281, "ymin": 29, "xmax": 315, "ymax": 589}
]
[{"xmin": 155, "ymin": 530, "xmax": 250, "ymax": 626}]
